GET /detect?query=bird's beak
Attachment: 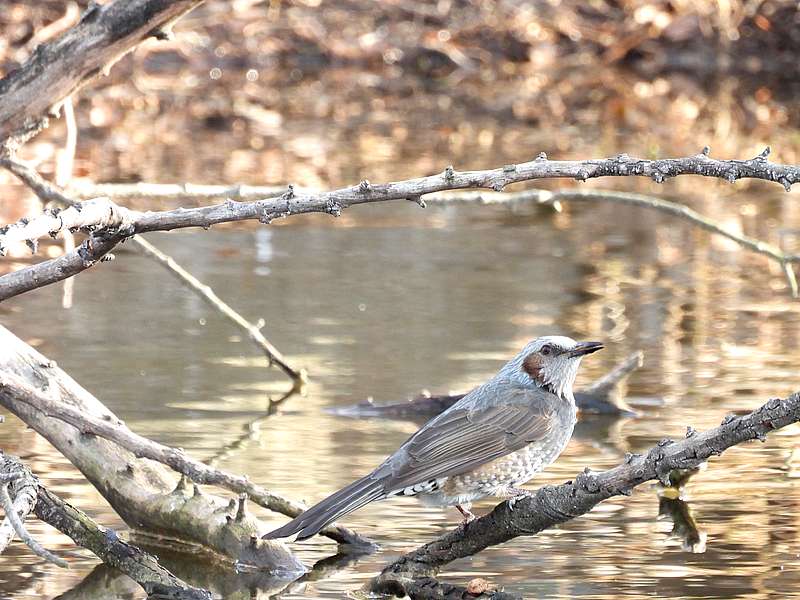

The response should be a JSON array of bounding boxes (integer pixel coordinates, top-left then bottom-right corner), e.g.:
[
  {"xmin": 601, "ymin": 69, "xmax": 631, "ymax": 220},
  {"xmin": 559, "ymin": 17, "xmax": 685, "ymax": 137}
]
[{"xmin": 568, "ymin": 341, "xmax": 604, "ymax": 358}]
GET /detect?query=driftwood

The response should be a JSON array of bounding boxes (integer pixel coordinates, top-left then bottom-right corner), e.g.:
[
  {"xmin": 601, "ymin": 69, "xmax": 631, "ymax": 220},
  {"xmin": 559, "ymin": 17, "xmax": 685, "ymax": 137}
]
[
  {"xmin": 0, "ymin": 361, "xmax": 371, "ymax": 548},
  {"xmin": 368, "ymin": 392, "xmax": 800, "ymax": 596},
  {"xmin": 0, "ymin": 455, "xmax": 210, "ymax": 599}
]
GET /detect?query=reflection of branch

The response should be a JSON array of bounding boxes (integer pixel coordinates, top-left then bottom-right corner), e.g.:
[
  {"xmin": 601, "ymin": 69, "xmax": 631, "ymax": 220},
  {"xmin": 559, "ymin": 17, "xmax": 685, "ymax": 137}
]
[
  {"xmin": 0, "ymin": 370, "xmax": 371, "ymax": 548},
  {"xmin": 0, "ymin": 0, "xmax": 205, "ymax": 144},
  {"xmin": 4, "ymin": 148, "xmax": 799, "ymax": 301},
  {"xmin": 370, "ymin": 393, "xmax": 800, "ymax": 594},
  {"xmin": 207, "ymin": 388, "xmax": 298, "ymax": 468}
]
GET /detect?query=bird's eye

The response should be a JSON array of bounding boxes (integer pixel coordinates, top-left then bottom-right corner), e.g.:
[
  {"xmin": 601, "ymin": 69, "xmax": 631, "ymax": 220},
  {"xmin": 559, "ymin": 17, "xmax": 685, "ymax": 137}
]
[{"xmin": 541, "ymin": 344, "xmax": 552, "ymax": 356}]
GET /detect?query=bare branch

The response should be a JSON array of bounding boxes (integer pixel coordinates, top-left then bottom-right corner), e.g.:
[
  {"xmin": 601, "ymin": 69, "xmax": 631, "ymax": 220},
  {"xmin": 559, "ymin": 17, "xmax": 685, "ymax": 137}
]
[
  {"xmin": 0, "ymin": 370, "xmax": 372, "ymax": 548},
  {"xmin": 0, "ymin": 481, "xmax": 68, "ymax": 568},
  {"xmin": 3, "ymin": 151, "xmax": 799, "ymax": 302},
  {"xmin": 1, "ymin": 162, "xmax": 304, "ymax": 383},
  {"xmin": 132, "ymin": 236, "xmax": 307, "ymax": 385},
  {"xmin": 0, "ymin": 470, "xmax": 38, "ymax": 558},
  {"xmin": 0, "ymin": 0, "xmax": 206, "ymax": 144},
  {"xmin": 369, "ymin": 393, "xmax": 800, "ymax": 594}
]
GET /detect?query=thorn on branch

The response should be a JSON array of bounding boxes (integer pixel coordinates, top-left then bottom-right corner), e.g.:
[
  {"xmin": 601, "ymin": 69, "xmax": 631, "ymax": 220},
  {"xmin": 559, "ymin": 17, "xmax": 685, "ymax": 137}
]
[
  {"xmin": 536, "ymin": 152, "xmax": 547, "ymax": 161},
  {"xmin": 780, "ymin": 177, "xmax": 792, "ymax": 192},
  {"xmin": 407, "ymin": 196, "xmax": 425, "ymax": 208},
  {"xmin": 100, "ymin": 253, "xmax": 115, "ymax": 263},
  {"xmin": 25, "ymin": 239, "xmax": 38, "ymax": 254},
  {"xmin": 701, "ymin": 146, "xmax": 711, "ymax": 156},
  {"xmin": 326, "ymin": 199, "xmax": 342, "ymax": 217},
  {"xmin": 443, "ymin": 165, "xmax": 455, "ymax": 182},
  {"xmin": 575, "ymin": 169, "xmax": 589, "ymax": 182},
  {"xmin": 725, "ymin": 170, "xmax": 738, "ymax": 184},
  {"xmin": 358, "ymin": 180, "xmax": 371, "ymax": 193},
  {"xmin": 755, "ymin": 146, "xmax": 771, "ymax": 161},
  {"xmin": 685, "ymin": 426, "xmax": 697, "ymax": 438},
  {"xmin": 721, "ymin": 413, "xmax": 738, "ymax": 426},
  {"xmin": 235, "ymin": 494, "xmax": 248, "ymax": 522},
  {"xmin": 651, "ymin": 171, "xmax": 665, "ymax": 184},
  {"xmin": 283, "ymin": 184, "xmax": 295, "ymax": 200}
]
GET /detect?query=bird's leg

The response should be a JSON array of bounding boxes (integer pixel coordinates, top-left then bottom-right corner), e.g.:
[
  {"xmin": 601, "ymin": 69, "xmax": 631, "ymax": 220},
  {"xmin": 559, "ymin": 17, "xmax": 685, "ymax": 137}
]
[
  {"xmin": 455, "ymin": 503, "xmax": 476, "ymax": 524},
  {"xmin": 503, "ymin": 487, "xmax": 533, "ymax": 511}
]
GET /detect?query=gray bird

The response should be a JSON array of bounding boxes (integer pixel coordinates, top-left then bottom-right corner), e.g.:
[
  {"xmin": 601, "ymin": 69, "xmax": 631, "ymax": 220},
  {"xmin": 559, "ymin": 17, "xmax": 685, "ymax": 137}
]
[{"xmin": 264, "ymin": 335, "xmax": 603, "ymax": 541}]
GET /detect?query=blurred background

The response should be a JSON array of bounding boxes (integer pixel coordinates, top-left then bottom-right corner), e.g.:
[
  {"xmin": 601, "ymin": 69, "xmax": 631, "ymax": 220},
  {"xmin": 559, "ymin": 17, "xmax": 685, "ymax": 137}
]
[{"xmin": 1, "ymin": 1, "xmax": 800, "ymax": 598}]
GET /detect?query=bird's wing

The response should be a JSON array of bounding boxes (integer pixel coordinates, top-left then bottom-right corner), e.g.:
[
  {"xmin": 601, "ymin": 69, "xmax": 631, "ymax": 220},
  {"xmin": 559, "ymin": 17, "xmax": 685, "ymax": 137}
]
[{"xmin": 382, "ymin": 389, "xmax": 558, "ymax": 493}]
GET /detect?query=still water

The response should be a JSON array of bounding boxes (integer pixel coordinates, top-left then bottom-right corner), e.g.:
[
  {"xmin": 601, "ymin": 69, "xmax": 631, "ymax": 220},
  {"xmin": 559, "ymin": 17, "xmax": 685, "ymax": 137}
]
[{"xmin": 1, "ymin": 191, "xmax": 800, "ymax": 598}]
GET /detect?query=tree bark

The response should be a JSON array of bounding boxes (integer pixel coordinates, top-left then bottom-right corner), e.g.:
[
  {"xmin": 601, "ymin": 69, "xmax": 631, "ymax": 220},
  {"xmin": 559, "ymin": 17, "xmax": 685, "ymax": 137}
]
[{"xmin": 0, "ymin": 324, "xmax": 304, "ymax": 573}]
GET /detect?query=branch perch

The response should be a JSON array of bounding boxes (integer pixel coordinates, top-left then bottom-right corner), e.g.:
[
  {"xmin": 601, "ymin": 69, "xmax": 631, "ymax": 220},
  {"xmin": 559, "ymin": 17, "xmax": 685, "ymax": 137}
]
[
  {"xmin": 369, "ymin": 393, "xmax": 800, "ymax": 595},
  {"xmin": 2, "ymin": 149, "xmax": 798, "ymax": 302}
]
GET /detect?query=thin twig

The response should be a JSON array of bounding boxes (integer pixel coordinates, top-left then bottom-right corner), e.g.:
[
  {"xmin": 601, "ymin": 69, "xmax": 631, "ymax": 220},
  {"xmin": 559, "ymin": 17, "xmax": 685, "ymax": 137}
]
[
  {"xmin": 0, "ymin": 481, "xmax": 68, "ymax": 568},
  {"xmin": 0, "ymin": 159, "xmax": 800, "ymax": 301},
  {"xmin": 0, "ymin": 159, "xmax": 305, "ymax": 384},
  {"xmin": 0, "ymin": 370, "xmax": 372, "ymax": 547},
  {"xmin": 132, "ymin": 236, "xmax": 306, "ymax": 384}
]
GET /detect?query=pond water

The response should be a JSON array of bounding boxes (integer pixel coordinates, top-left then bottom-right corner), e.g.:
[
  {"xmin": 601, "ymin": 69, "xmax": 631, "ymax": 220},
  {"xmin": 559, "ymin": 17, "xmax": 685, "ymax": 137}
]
[
  {"xmin": 1, "ymin": 13, "xmax": 800, "ymax": 595},
  {"xmin": 2, "ymin": 186, "xmax": 800, "ymax": 598}
]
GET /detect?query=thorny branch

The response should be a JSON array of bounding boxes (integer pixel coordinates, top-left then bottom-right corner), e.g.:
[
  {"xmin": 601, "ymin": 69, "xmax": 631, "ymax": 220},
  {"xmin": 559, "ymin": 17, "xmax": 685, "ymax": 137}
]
[
  {"xmin": 369, "ymin": 392, "xmax": 800, "ymax": 595},
  {"xmin": 0, "ymin": 369, "xmax": 371, "ymax": 548},
  {"xmin": 2, "ymin": 148, "xmax": 799, "ymax": 301}
]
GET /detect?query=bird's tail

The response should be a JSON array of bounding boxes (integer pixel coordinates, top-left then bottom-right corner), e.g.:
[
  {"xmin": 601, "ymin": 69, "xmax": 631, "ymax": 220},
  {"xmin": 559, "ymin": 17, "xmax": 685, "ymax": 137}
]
[{"xmin": 263, "ymin": 475, "xmax": 385, "ymax": 541}]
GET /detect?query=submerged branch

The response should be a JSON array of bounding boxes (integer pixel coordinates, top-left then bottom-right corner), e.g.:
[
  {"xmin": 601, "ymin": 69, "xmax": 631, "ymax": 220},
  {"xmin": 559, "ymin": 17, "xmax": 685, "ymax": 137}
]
[
  {"xmin": 370, "ymin": 393, "xmax": 800, "ymax": 594},
  {"xmin": 2, "ymin": 148, "xmax": 799, "ymax": 301}
]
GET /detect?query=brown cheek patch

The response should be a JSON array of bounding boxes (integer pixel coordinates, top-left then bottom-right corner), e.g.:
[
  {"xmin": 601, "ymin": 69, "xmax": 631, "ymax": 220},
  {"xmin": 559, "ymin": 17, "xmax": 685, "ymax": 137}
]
[{"xmin": 522, "ymin": 353, "xmax": 544, "ymax": 383}]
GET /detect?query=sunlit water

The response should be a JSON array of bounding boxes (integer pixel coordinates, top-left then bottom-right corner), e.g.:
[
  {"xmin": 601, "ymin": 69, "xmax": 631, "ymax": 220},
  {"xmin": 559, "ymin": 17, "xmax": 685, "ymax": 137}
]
[{"xmin": 2, "ymin": 187, "xmax": 800, "ymax": 598}]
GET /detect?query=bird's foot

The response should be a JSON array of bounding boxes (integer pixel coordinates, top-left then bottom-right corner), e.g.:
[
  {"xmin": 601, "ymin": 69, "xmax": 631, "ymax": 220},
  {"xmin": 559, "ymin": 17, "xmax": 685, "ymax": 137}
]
[
  {"xmin": 506, "ymin": 487, "xmax": 533, "ymax": 511},
  {"xmin": 455, "ymin": 503, "xmax": 476, "ymax": 524}
]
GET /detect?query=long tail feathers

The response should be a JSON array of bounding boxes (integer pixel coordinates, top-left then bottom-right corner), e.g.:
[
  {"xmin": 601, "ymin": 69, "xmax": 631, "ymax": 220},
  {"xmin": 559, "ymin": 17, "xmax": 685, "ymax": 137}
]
[{"xmin": 263, "ymin": 475, "xmax": 385, "ymax": 541}]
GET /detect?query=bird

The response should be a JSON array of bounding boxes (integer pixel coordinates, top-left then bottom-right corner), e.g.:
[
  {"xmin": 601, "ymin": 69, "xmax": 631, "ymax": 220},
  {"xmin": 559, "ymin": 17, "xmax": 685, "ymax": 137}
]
[{"xmin": 264, "ymin": 335, "xmax": 603, "ymax": 541}]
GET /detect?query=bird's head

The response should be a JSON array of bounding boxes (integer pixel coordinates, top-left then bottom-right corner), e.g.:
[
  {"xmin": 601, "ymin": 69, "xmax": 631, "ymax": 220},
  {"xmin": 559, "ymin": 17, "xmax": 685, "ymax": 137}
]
[{"xmin": 502, "ymin": 335, "xmax": 603, "ymax": 402}]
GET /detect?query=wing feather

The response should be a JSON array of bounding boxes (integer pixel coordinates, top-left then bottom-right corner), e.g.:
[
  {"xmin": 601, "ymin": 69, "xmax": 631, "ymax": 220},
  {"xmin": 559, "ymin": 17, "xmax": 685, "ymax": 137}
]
[{"xmin": 383, "ymin": 388, "xmax": 557, "ymax": 492}]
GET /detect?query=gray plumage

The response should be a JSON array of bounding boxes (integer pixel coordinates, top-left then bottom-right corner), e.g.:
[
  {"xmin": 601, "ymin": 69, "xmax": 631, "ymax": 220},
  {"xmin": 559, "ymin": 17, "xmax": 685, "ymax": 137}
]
[{"xmin": 264, "ymin": 335, "xmax": 602, "ymax": 541}]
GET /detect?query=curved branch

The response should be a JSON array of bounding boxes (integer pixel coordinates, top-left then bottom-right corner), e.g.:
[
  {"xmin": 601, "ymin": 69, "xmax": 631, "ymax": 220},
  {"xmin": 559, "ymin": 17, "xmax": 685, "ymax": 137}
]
[{"xmin": 369, "ymin": 393, "xmax": 800, "ymax": 594}]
